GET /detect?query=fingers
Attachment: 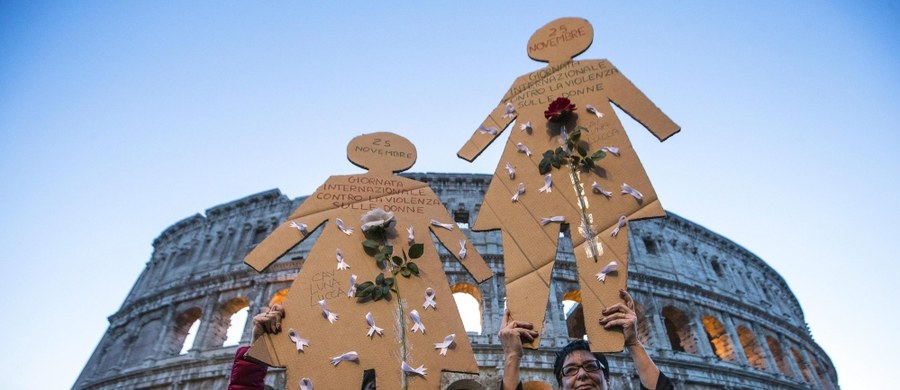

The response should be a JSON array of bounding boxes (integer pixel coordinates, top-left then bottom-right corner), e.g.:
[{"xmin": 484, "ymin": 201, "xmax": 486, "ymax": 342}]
[
  {"xmin": 619, "ymin": 289, "xmax": 635, "ymax": 310},
  {"xmin": 599, "ymin": 311, "xmax": 632, "ymax": 326},
  {"xmin": 519, "ymin": 328, "xmax": 539, "ymax": 341},
  {"xmin": 601, "ymin": 318, "xmax": 632, "ymax": 329},
  {"xmin": 516, "ymin": 329, "xmax": 538, "ymax": 342},
  {"xmin": 252, "ymin": 305, "xmax": 286, "ymax": 335},
  {"xmin": 501, "ymin": 309, "xmax": 535, "ymax": 330},
  {"xmin": 601, "ymin": 302, "xmax": 629, "ymax": 315},
  {"xmin": 599, "ymin": 310, "xmax": 627, "ymax": 321},
  {"xmin": 270, "ymin": 303, "xmax": 285, "ymax": 318},
  {"xmin": 271, "ymin": 311, "xmax": 283, "ymax": 334},
  {"xmin": 508, "ymin": 320, "xmax": 534, "ymax": 330}
]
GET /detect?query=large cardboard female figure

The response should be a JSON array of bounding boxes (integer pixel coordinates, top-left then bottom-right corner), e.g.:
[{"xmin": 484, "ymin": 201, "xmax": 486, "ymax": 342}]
[
  {"xmin": 245, "ymin": 132, "xmax": 492, "ymax": 389},
  {"xmin": 458, "ymin": 18, "xmax": 679, "ymax": 352}
]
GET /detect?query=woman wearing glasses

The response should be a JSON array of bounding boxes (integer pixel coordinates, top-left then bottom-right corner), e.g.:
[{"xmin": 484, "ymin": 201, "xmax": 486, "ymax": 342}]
[{"xmin": 499, "ymin": 290, "xmax": 673, "ymax": 390}]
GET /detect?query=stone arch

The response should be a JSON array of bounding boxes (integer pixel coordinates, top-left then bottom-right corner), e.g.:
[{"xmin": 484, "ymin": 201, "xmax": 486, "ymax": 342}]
[
  {"xmin": 791, "ymin": 347, "xmax": 815, "ymax": 384},
  {"xmin": 96, "ymin": 330, "xmax": 130, "ymax": 373},
  {"xmin": 737, "ymin": 325, "xmax": 767, "ymax": 370},
  {"xmin": 446, "ymin": 378, "xmax": 486, "ymax": 390},
  {"xmin": 451, "ymin": 282, "xmax": 483, "ymax": 334},
  {"xmin": 269, "ymin": 288, "xmax": 289, "ymax": 306},
  {"xmin": 210, "ymin": 296, "xmax": 250, "ymax": 347},
  {"xmin": 166, "ymin": 307, "xmax": 202, "ymax": 356},
  {"xmin": 124, "ymin": 318, "xmax": 163, "ymax": 366},
  {"xmin": 811, "ymin": 355, "xmax": 833, "ymax": 390},
  {"xmin": 660, "ymin": 306, "xmax": 697, "ymax": 353},
  {"xmin": 766, "ymin": 335, "xmax": 793, "ymax": 377},
  {"xmin": 702, "ymin": 315, "xmax": 737, "ymax": 362},
  {"xmin": 561, "ymin": 290, "xmax": 585, "ymax": 340}
]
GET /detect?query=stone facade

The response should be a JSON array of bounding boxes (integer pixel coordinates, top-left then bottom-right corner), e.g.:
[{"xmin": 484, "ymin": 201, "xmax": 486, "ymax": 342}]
[{"xmin": 74, "ymin": 173, "xmax": 838, "ymax": 389}]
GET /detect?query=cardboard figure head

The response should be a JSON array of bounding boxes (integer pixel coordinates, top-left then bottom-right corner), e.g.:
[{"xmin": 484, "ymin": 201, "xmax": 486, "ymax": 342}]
[
  {"xmin": 527, "ymin": 17, "xmax": 594, "ymax": 64},
  {"xmin": 347, "ymin": 132, "xmax": 417, "ymax": 174}
]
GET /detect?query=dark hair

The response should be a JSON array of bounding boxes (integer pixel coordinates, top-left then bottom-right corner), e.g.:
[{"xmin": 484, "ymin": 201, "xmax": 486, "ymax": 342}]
[{"xmin": 553, "ymin": 340, "xmax": 609, "ymax": 385}]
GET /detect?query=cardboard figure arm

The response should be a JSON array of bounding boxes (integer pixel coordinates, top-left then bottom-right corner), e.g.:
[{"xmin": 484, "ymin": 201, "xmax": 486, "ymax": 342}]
[
  {"xmin": 244, "ymin": 216, "xmax": 327, "ymax": 272},
  {"xmin": 457, "ymin": 96, "xmax": 518, "ymax": 162},
  {"xmin": 605, "ymin": 61, "xmax": 680, "ymax": 141},
  {"xmin": 244, "ymin": 195, "xmax": 335, "ymax": 272},
  {"xmin": 424, "ymin": 200, "xmax": 493, "ymax": 282}
]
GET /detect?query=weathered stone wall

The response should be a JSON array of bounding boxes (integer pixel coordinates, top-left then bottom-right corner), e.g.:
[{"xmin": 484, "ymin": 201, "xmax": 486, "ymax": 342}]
[{"xmin": 74, "ymin": 173, "xmax": 838, "ymax": 389}]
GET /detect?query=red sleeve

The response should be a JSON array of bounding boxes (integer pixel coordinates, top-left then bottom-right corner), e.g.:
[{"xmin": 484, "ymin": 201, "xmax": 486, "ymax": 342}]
[{"xmin": 229, "ymin": 346, "xmax": 268, "ymax": 390}]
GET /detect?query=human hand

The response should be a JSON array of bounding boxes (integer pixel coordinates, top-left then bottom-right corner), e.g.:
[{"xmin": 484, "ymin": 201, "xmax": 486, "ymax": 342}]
[
  {"xmin": 252, "ymin": 304, "xmax": 284, "ymax": 342},
  {"xmin": 600, "ymin": 289, "xmax": 639, "ymax": 347},
  {"xmin": 498, "ymin": 309, "xmax": 539, "ymax": 359}
]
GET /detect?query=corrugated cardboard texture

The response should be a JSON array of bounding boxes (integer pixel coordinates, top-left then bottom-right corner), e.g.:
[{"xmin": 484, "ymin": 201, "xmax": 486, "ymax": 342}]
[
  {"xmin": 246, "ymin": 132, "xmax": 492, "ymax": 389},
  {"xmin": 458, "ymin": 17, "xmax": 679, "ymax": 353}
]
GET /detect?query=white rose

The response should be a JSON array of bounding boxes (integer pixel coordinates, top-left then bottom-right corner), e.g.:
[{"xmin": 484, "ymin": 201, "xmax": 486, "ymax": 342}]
[{"xmin": 360, "ymin": 208, "xmax": 395, "ymax": 232}]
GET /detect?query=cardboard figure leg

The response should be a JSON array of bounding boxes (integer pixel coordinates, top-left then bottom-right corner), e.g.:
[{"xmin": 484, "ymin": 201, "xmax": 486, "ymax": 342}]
[
  {"xmin": 500, "ymin": 229, "xmax": 559, "ymax": 350},
  {"xmin": 573, "ymin": 225, "xmax": 632, "ymax": 353}
]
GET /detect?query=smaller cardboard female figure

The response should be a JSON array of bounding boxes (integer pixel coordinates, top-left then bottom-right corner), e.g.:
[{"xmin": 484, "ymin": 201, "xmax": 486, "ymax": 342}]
[
  {"xmin": 458, "ymin": 17, "xmax": 680, "ymax": 352},
  {"xmin": 244, "ymin": 132, "xmax": 492, "ymax": 390}
]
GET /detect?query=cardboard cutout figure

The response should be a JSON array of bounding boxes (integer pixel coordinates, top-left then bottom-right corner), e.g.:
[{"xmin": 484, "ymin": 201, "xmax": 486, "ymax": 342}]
[
  {"xmin": 458, "ymin": 17, "xmax": 679, "ymax": 352},
  {"xmin": 245, "ymin": 132, "xmax": 492, "ymax": 389}
]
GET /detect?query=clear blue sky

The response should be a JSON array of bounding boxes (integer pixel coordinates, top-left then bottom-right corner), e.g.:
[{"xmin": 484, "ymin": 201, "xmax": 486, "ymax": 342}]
[{"xmin": 1, "ymin": 1, "xmax": 898, "ymax": 388}]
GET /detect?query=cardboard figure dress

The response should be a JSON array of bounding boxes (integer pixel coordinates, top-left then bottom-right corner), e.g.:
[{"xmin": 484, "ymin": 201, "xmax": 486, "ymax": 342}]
[
  {"xmin": 245, "ymin": 132, "xmax": 492, "ymax": 390},
  {"xmin": 458, "ymin": 18, "xmax": 679, "ymax": 352}
]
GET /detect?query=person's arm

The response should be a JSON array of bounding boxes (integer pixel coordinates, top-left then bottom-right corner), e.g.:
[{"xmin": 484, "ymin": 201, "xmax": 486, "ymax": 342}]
[
  {"xmin": 600, "ymin": 290, "xmax": 664, "ymax": 389},
  {"xmin": 498, "ymin": 309, "xmax": 538, "ymax": 390},
  {"xmin": 229, "ymin": 305, "xmax": 284, "ymax": 390},
  {"xmin": 252, "ymin": 304, "xmax": 284, "ymax": 343}
]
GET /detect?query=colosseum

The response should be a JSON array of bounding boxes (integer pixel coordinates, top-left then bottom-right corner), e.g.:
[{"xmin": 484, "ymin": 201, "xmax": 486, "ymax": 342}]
[{"xmin": 74, "ymin": 173, "xmax": 839, "ymax": 389}]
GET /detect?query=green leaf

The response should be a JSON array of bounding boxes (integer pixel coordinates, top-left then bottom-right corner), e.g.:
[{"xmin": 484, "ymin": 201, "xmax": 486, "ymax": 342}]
[
  {"xmin": 363, "ymin": 245, "xmax": 379, "ymax": 256},
  {"xmin": 582, "ymin": 158, "xmax": 595, "ymax": 171},
  {"xmin": 551, "ymin": 158, "xmax": 561, "ymax": 169},
  {"xmin": 376, "ymin": 273, "xmax": 384, "ymax": 285},
  {"xmin": 373, "ymin": 287, "xmax": 383, "ymax": 300},
  {"xmin": 542, "ymin": 150, "xmax": 554, "ymax": 159},
  {"xmin": 363, "ymin": 239, "xmax": 379, "ymax": 249},
  {"xmin": 539, "ymin": 159, "xmax": 551, "ymax": 175},
  {"xmin": 577, "ymin": 145, "xmax": 587, "ymax": 157},
  {"xmin": 383, "ymin": 289, "xmax": 392, "ymax": 301},
  {"xmin": 360, "ymin": 285, "xmax": 374, "ymax": 297},
  {"xmin": 383, "ymin": 245, "xmax": 393, "ymax": 256},
  {"xmin": 401, "ymin": 268, "xmax": 411, "ymax": 278},
  {"xmin": 358, "ymin": 281, "xmax": 374, "ymax": 291},
  {"xmin": 408, "ymin": 243, "xmax": 424, "ymax": 259},
  {"xmin": 571, "ymin": 127, "xmax": 582, "ymax": 141},
  {"xmin": 374, "ymin": 252, "xmax": 385, "ymax": 262},
  {"xmin": 392, "ymin": 256, "xmax": 403, "ymax": 266},
  {"xmin": 407, "ymin": 262, "xmax": 420, "ymax": 275},
  {"xmin": 384, "ymin": 277, "xmax": 394, "ymax": 286},
  {"xmin": 382, "ymin": 285, "xmax": 390, "ymax": 297},
  {"xmin": 590, "ymin": 150, "xmax": 606, "ymax": 161}
]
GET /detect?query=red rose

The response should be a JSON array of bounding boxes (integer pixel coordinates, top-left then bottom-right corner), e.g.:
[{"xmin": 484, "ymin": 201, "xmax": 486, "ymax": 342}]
[{"xmin": 544, "ymin": 97, "xmax": 576, "ymax": 120}]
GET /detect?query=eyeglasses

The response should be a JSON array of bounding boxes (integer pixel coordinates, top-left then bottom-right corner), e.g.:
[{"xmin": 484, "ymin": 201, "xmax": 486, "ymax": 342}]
[{"xmin": 561, "ymin": 360, "xmax": 605, "ymax": 377}]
